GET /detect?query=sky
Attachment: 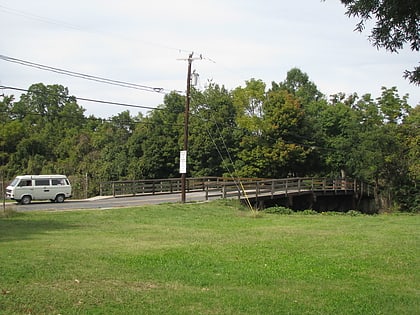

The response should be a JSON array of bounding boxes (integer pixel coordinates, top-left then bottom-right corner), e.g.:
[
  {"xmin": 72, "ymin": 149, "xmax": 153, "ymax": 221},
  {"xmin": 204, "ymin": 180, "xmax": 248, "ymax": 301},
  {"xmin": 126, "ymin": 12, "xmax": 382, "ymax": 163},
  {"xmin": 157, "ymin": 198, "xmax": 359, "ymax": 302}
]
[{"xmin": 0, "ymin": 0, "xmax": 419, "ymax": 118}]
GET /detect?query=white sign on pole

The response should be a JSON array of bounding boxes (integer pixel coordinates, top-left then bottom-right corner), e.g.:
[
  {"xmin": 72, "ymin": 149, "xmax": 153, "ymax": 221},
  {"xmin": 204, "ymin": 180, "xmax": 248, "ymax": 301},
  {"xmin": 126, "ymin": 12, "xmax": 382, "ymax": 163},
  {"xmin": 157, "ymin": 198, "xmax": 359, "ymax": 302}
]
[{"xmin": 179, "ymin": 150, "xmax": 187, "ymax": 174}]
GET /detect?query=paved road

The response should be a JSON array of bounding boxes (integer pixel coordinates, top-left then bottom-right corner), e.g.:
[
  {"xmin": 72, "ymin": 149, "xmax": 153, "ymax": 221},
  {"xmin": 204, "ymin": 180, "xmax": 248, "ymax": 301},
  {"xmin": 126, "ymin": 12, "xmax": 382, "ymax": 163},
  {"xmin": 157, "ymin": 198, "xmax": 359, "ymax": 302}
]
[{"xmin": 4, "ymin": 192, "xmax": 213, "ymax": 212}]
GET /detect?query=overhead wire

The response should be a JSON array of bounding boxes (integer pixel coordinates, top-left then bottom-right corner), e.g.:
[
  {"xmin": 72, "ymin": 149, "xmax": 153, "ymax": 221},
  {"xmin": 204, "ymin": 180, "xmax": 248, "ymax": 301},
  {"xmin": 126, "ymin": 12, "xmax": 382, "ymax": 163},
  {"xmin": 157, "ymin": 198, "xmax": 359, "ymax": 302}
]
[
  {"xmin": 0, "ymin": 55, "xmax": 170, "ymax": 94},
  {"xmin": 189, "ymin": 96, "xmax": 341, "ymax": 209},
  {"xmin": 0, "ymin": 108, "xmax": 185, "ymax": 128},
  {"xmin": 193, "ymin": 106, "xmax": 255, "ymax": 210},
  {"xmin": 2, "ymin": 80, "xmax": 336, "ymax": 207},
  {"xmin": 0, "ymin": 4, "xmax": 221, "ymax": 94},
  {"xmin": 202, "ymin": 124, "xmax": 254, "ymax": 209},
  {"xmin": 0, "ymin": 85, "xmax": 189, "ymax": 129},
  {"xmin": 212, "ymin": 120, "xmax": 255, "ymax": 210},
  {"xmin": 0, "ymin": 85, "xmax": 163, "ymax": 112}
]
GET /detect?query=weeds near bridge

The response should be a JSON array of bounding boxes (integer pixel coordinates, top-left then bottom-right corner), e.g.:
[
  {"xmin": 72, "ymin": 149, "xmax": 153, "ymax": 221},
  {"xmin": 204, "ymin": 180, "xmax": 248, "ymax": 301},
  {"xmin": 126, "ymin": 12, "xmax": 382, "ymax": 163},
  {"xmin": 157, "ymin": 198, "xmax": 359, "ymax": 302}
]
[
  {"xmin": 264, "ymin": 205, "xmax": 294, "ymax": 215},
  {"xmin": 264, "ymin": 206, "xmax": 364, "ymax": 216}
]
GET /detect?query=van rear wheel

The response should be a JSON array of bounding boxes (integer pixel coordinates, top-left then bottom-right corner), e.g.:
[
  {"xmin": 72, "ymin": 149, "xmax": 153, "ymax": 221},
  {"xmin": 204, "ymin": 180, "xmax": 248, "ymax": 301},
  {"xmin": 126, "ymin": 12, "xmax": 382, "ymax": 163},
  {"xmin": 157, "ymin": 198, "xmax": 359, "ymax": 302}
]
[
  {"xmin": 21, "ymin": 195, "xmax": 32, "ymax": 205},
  {"xmin": 55, "ymin": 194, "xmax": 65, "ymax": 203}
]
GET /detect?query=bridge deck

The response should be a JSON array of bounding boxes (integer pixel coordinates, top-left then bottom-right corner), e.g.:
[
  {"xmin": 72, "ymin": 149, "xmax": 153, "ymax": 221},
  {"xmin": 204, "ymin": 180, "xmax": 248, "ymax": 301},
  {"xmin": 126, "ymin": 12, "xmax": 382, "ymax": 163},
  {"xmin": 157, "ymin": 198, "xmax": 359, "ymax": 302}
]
[{"xmin": 100, "ymin": 177, "xmax": 372, "ymax": 200}]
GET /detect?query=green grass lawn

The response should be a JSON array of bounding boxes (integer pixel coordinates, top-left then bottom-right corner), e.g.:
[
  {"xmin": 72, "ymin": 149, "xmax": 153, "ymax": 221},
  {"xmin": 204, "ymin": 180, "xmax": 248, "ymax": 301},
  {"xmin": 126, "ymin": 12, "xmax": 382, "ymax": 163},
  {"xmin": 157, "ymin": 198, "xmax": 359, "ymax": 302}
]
[{"xmin": 0, "ymin": 200, "xmax": 419, "ymax": 314}]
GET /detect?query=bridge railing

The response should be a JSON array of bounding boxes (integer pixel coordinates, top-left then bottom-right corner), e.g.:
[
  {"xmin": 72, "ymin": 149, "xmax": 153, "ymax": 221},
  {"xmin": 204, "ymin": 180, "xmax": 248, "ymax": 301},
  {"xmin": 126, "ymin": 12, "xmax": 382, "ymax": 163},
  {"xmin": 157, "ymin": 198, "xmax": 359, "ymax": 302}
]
[
  {"xmin": 100, "ymin": 177, "xmax": 372, "ymax": 199},
  {"xmin": 100, "ymin": 177, "xmax": 267, "ymax": 197},
  {"xmin": 100, "ymin": 177, "xmax": 210, "ymax": 197},
  {"xmin": 204, "ymin": 177, "xmax": 372, "ymax": 200}
]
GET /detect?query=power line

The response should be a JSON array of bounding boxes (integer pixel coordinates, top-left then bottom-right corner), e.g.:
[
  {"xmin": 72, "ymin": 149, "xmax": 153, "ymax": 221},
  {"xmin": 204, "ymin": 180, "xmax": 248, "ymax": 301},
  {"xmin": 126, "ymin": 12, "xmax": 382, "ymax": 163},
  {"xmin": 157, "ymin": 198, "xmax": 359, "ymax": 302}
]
[
  {"xmin": 2, "ymin": 85, "xmax": 332, "ymax": 152},
  {"xmin": 0, "ymin": 84, "xmax": 189, "ymax": 128},
  {"xmin": 0, "ymin": 4, "xmax": 218, "ymax": 80},
  {"xmin": 0, "ymin": 54, "xmax": 169, "ymax": 94},
  {"xmin": 0, "ymin": 85, "xmax": 163, "ymax": 112},
  {"xmin": 0, "ymin": 85, "xmax": 184, "ymax": 127},
  {"xmin": 77, "ymin": 97, "xmax": 159, "ymax": 112},
  {"xmin": 0, "ymin": 108, "xmax": 185, "ymax": 128}
]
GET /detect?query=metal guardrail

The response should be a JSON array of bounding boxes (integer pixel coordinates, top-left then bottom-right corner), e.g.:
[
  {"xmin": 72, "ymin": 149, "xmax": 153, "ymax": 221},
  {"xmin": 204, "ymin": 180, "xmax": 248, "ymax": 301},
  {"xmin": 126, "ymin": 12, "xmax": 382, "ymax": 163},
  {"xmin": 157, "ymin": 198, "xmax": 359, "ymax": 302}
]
[{"xmin": 100, "ymin": 177, "xmax": 372, "ymax": 200}]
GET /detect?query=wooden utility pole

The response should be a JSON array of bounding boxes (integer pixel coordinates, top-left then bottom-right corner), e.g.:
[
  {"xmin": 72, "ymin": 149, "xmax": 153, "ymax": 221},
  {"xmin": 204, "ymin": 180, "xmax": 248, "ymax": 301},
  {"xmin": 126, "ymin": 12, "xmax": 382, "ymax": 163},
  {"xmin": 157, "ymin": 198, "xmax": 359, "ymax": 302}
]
[{"xmin": 181, "ymin": 53, "xmax": 194, "ymax": 203}]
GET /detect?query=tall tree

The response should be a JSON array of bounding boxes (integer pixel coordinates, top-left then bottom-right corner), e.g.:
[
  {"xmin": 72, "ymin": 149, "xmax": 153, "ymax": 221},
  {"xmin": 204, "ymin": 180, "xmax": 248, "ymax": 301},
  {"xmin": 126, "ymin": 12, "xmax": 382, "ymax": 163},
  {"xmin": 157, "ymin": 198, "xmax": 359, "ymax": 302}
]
[
  {"xmin": 399, "ymin": 105, "xmax": 420, "ymax": 211},
  {"xmin": 272, "ymin": 68, "xmax": 324, "ymax": 105},
  {"xmin": 321, "ymin": 88, "xmax": 413, "ymax": 210},
  {"xmin": 233, "ymin": 79, "xmax": 266, "ymax": 136},
  {"xmin": 273, "ymin": 68, "xmax": 327, "ymax": 175},
  {"xmin": 233, "ymin": 79, "xmax": 310, "ymax": 178},
  {"xmin": 189, "ymin": 84, "xmax": 239, "ymax": 177},
  {"xmin": 4, "ymin": 83, "xmax": 86, "ymax": 176},
  {"xmin": 95, "ymin": 111, "xmax": 135, "ymax": 181},
  {"xmin": 261, "ymin": 89, "xmax": 309, "ymax": 177},
  {"xmin": 317, "ymin": 95, "xmax": 359, "ymax": 179},
  {"xmin": 140, "ymin": 92, "xmax": 184, "ymax": 179},
  {"xmin": 232, "ymin": 79, "xmax": 266, "ymax": 177},
  {"xmin": 126, "ymin": 113, "xmax": 147, "ymax": 179}
]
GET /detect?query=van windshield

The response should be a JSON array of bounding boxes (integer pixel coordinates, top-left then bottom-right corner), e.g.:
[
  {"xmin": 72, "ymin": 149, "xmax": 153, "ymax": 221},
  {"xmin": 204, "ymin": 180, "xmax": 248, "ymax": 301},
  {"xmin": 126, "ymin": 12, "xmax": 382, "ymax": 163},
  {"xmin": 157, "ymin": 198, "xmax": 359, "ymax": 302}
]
[{"xmin": 9, "ymin": 178, "xmax": 20, "ymax": 187}]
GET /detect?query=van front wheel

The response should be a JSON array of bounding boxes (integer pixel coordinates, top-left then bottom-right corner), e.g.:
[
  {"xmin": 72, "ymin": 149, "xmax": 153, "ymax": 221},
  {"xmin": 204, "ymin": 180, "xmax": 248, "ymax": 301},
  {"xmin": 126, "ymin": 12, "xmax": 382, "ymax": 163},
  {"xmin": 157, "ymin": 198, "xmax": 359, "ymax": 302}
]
[
  {"xmin": 55, "ymin": 194, "xmax": 65, "ymax": 203},
  {"xmin": 21, "ymin": 195, "xmax": 32, "ymax": 205}
]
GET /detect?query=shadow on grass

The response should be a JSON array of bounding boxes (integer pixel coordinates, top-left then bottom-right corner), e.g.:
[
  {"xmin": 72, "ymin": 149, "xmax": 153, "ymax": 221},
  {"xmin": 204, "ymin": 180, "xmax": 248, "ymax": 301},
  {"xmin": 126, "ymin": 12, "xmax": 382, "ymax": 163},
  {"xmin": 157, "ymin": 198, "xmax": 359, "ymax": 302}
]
[{"xmin": 0, "ymin": 211, "xmax": 79, "ymax": 243}]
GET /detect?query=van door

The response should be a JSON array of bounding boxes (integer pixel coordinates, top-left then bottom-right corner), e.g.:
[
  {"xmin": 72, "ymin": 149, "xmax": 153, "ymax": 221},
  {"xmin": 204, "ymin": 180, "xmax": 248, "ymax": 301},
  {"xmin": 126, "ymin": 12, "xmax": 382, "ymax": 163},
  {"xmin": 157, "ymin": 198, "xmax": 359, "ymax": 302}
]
[
  {"xmin": 34, "ymin": 178, "xmax": 52, "ymax": 200},
  {"xmin": 15, "ymin": 179, "xmax": 34, "ymax": 200},
  {"xmin": 50, "ymin": 178, "xmax": 69, "ymax": 200}
]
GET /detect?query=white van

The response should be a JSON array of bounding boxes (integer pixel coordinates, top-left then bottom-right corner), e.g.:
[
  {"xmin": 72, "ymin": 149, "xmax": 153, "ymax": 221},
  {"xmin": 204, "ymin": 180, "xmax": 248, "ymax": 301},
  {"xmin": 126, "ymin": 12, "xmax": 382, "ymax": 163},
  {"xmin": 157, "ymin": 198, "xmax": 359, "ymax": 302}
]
[{"xmin": 6, "ymin": 175, "xmax": 72, "ymax": 205}]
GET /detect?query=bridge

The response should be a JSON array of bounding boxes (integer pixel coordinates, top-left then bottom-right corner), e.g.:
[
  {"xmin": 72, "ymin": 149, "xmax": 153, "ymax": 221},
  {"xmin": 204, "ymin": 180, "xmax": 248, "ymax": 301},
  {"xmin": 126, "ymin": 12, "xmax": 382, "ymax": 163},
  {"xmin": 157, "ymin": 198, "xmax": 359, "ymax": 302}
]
[{"xmin": 100, "ymin": 177, "xmax": 375, "ymax": 213}]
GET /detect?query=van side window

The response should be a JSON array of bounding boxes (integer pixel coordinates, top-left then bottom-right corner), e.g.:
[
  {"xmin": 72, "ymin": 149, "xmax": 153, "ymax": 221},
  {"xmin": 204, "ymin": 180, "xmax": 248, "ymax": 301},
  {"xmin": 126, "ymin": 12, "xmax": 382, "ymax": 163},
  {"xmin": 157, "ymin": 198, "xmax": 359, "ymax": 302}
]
[
  {"xmin": 52, "ymin": 179, "xmax": 66, "ymax": 185},
  {"xmin": 19, "ymin": 180, "xmax": 32, "ymax": 187},
  {"xmin": 35, "ymin": 179, "xmax": 50, "ymax": 186}
]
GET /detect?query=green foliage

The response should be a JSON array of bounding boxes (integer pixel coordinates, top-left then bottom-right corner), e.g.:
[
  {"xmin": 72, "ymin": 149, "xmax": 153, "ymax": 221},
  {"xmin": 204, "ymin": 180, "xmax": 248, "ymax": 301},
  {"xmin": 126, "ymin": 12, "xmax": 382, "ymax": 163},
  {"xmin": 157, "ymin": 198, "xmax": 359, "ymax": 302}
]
[
  {"xmin": 264, "ymin": 207, "xmax": 363, "ymax": 216},
  {"xmin": 272, "ymin": 67, "xmax": 324, "ymax": 105},
  {"xmin": 301, "ymin": 209, "xmax": 319, "ymax": 215},
  {"xmin": 189, "ymin": 84, "xmax": 239, "ymax": 177},
  {"xmin": 339, "ymin": 0, "xmax": 420, "ymax": 84},
  {"xmin": 346, "ymin": 210, "xmax": 362, "ymax": 216},
  {"xmin": 0, "ymin": 76, "xmax": 418, "ymax": 211},
  {"xmin": 264, "ymin": 206, "xmax": 294, "ymax": 214},
  {"xmin": 232, "ymin": 75, "xmax": 316, "ymax": 178},
  {"xmin": 140, "ymin": 93, "xmax": 184, "ymax": 179}
]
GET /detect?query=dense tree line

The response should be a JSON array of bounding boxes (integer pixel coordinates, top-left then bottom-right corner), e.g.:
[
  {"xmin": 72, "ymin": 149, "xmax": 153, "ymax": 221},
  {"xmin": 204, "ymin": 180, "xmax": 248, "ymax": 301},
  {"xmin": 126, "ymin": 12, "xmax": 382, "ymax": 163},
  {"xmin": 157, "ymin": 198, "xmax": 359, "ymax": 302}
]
[{"xmin": 1, "ymin": 69, "xmax": 419, "ymax": 211}]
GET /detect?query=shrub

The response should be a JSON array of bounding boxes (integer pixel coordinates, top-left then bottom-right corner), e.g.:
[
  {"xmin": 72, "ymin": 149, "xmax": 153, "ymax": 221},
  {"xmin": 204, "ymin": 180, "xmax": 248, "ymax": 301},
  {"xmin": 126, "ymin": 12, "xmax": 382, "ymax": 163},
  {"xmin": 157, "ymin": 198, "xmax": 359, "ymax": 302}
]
[
  {"xmin": 264, "ymin": 206, "xmax": 294, "ymax": 215},
  {"xmin": 301, "ymin": 209, "xmax": 318, "ymax": 215},
  {"xmin": 346, "ymin": 210, "xmax": 362, "ymax": 216},
  {"xmin": 321, "ymin": 211, "xmax": 343, "ymax": 216}
]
